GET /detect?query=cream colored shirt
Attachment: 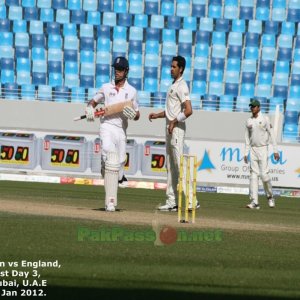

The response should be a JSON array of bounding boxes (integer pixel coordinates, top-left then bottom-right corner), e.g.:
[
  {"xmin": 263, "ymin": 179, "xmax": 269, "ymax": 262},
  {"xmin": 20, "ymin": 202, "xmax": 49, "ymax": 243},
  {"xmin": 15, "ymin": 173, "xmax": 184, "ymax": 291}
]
[
  {"xmin": 165, "ymin": 76, "xmax": 190, "ymax": 121},
  {"xmin": 244, "ymin": 111, "xmax": 278, "ymax": 156}
]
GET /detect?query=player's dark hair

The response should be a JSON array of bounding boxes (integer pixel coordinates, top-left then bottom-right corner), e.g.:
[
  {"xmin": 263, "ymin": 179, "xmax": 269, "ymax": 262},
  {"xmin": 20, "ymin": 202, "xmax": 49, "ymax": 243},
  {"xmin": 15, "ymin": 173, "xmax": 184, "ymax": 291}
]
[{"xmin": 172, "ymin": 56, "xmax": 186, "ymax": 73}]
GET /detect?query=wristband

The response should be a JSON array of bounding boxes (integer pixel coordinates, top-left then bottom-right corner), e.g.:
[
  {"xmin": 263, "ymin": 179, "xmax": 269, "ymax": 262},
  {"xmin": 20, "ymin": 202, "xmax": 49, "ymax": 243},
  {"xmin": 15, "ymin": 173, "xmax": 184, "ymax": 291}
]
[{"xmin": 176, "ymin": 112, "xmax": 187, "ymax": 122}]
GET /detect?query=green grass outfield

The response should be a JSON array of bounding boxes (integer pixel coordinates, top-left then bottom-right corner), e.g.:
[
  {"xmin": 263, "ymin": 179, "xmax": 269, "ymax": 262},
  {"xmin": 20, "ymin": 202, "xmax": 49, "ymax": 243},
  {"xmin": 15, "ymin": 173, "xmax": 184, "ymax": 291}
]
[{"xmin": 0, "ymin": 181, "xmax": 300, "ymax": 300}]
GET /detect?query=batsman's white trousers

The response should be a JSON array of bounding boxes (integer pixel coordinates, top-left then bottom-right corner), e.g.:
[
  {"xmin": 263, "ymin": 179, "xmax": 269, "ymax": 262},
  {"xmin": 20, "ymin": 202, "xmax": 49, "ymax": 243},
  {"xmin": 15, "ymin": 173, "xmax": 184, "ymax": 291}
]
[
  {"xmin": 249, "ymin": 145, "xmax": 273, "ymax": 204},
  {"xmin": 165, "ymin": 122, "xmax": 197, "ymax": 206},
  {"xmin": 100, "ymin": 123, "xmax": 126, "ymax": 181}
]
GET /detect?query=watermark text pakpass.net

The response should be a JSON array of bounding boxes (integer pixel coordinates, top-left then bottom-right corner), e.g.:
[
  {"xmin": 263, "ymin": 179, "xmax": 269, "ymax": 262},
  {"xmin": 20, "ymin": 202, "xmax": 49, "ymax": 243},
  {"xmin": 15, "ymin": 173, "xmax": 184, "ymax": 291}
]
[{"xmin": 77, "ymin": 226, "xmax": 223, "ymax": 244}]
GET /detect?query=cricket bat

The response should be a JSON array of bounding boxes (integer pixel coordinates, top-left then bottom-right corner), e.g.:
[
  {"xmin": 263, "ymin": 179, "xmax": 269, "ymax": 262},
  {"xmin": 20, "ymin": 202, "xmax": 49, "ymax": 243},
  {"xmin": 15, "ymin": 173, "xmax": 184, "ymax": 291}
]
[{"xmin": 73, "ymin": 100, "xmax": 133, "ymax": 121}]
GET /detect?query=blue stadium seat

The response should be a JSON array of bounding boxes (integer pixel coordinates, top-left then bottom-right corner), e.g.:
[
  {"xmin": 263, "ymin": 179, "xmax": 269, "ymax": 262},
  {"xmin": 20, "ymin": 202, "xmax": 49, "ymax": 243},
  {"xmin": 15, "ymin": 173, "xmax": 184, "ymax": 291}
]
[
  {"xmin": 283, "ymin": 124, "xmax": 299, "ymax": 142},
  {"xmin": 146, "ymin": 27, "xmax": 160, "ymax": 41},
  {"xmin": 225, "ymin": 83, "xmax": 239, "ymax": 96},
  {"xmin": 286, "ymin": 98, "xmax": 300, "ymax": 112},
  {"xmin": 118, "ymin": 13, "xmax": 132, "ymax": 27},
  {"xmin": 52, "ymin": 0, "xmax": 66, "ymax": 9},
  {"xmin": 0, "ymin": 6, "xmax": 7, "ymax": 20},
  {"xmin": 264, "ymin": 21, "xmax": 279, "ymax": 34},
  {"xmin": 261, "ymin": 47, "xmax": 276, "ymax": 61},
  {"xmin": 191, "ymin": 80, "xmax": 206, "ymax": 95},
  {"xmin": 80, "ymin": 50, "xmax": 94, "ymax": 63},
  {"xmin": 98, "ymin": 0, "xmax": 111, "ymax": 12},
  {"xmin": 256, "ymin": 7, "xmax": 269, "ymax": 20},
  {"xmin": 128, "ymin": 64, "xmax": 142, "ymax": 78},
  {"xmin": 224, "ymin": 3, "xmax": 238, "ymax": 19},
  {"xmin": 209, "ymin": 3, "xmax": 222, "ymax": 18},
  {"xmin": 3, "ymin": 83, "xmax": 19, "ymax": 100},
  {"xmin": 241, "ymin": 72, "xmax": 255, "ymax": 83},
  {"xmin": 195, "ymin": 43, "xmax": 209, "ymax": 57},
  {"xmin": 145, "ymin": 0, "xmax": 158, "ymax": 15},
  {"xmin": 80, "ymin": 24, "xmax": 94, "ymax": 38},
  {"xmin": 228, "ymin": 46, "xmax": 242, "ymax": 59},
  {"xmin": 64, "ymin": 36, "xmax": 79, "ymax": 50},
  {"xmin": 24, "ymin": 7, "xmax": 38, "ymax": 20},
  {"xmin": 83, "ymin": 0, "xmax": 98, "ymax": 11},
  {"xmin": 46, "ymin": 22, "xmax": 60, "ymax": 35},
  {"xmin": 281, "ymin": 21, "xmax": 295, "ymax": 35},
  {"xmin": 242, "ymin": 59, "xmax": 257, "ymax": 73},
  {"xmin": 71, "ymin": 87, "xmax": 85, "ymax": 103},
  {"xmin": 152, "ymin": 92, "xmax": 166, "ymax": 107},
  {"xmin": 199, "ymin": 17, "xmax": 213, "ymax": 32},
  {"xmin": 53, "ymin": 86, "xmax": 69, "ymax": 102},
  {"xmin": 32, "ymin": 60, "xmax": 47, "ymax": 73},
  {"xmin": 210, "ymin": 58, "xmax": 225, "ymax": 70},
  {"xmin": 150, "ymin": 14, "xmax": 164, "ymax": 29},
  {"xmin": 240, "ymin": 5, "xmax": 253, "ymax": 20},
  {"xmin": 162, "ymin": 41, "xmax": 176, "ymax": 56},
  {"xmin": 196, "ymin": 31, "xmax": 211, "ymax": 44},
  {"xmin": 244, "ymin": 47, "xmax": 259, "ymax": 60},
  {"xmin": 68, "ymin": 0, "xmax": 82, "ymax": 10},
  {"xmin": 137, "ymin": 90, "xmax": 151, "ymax": 107},
  {"xmin": 96, "ymin": 75, "xmax": 109, "ymax": 87},
  {"xmin": 192, "ymin": 3, "xmax": 205, "ymax": 17},
  {"xmin": 0, "ymin": 32, "xmax": 13, "ymax": 46},
  {"xmin": 272, "ymin": 8, "xmax": 286, "ymax": 21},
  {"xmin": 202, "ymin": 94, "xmax": 218, "ymax": 111},
  {"xmin": 235, "ymin": 96, "xmax": 251, "ymax": 112},
  {"xmin": 275, "ymin": 61, "xmax": 289, "ymax": 73},
  {"xmin": 65, "ymin": 74, "xmax": 79, "ymax": 87},
  {"xmin": 129, "ymin": 0, "xmax": 144, "ymax": 14},
  {"xmin": 219, "ymin": 95, "xmax": 234, "ymax": 111},
  {"xmin": 1, "ymin": 70, "xmax": 15, "ymax": 84},
  {"xmin": 269, "ymin": 97, "xmax": 284, "ymax": 112},
  {"xmin": 208, "ymin": 82, "xmax": 223, "ymax": 97},
  {"xmin": 183, "ymin": 16, "xmax": 197, "ymax": 31},
  {"xmin": 48, "ymin": 48, "xmax": 63, "ymax": 61},
  {"xmin": 63, "ymin": 23, "xmax": 77, "ymax": 36},
  {"xmin": 37, "ymin": 84, "xmax": 52, "ymax": 100},
  {"xmin": 80, "ymin": 75, "xmax": 94, "ymax": 88},
  {"xmin": 246, "ymin": 33, "xmax": 259, "ymax": 47},
  {"xmin": 225, "ymin": 71, "xmax": 239, "ymax": 83},
  {"xmin": 144, "ymin": 66, "xmax": 158, "ymax": 79},
  {"xmin": 212, "ymin": 45, "xmax": 226, "ymax": 58},
  {"xmin": 128, "ymin": 40, "xmax": 142, "ymax": 53},
  {"xmin": 96, "ymin": 63, "xmax": 110, "ymax": 76},
  {"xmin": 162, "ymin": 29, "xmax": 175, "ymax": 42},
  {"xmin": 161, "ymin": 54, "xmax": 173, "ymax": 67},
  {"xmin": 145, "ymin": 40, "xmax": 159, "ymax": 54},
  {"xmin": 210, "ymin": 70, "xmax": 223, "ymax": 83},
  {"xmin": 96, "ymin": 38, "xmax": 110, "ymax": 52},
  {"xmin": 87, "ymin": 11, "xmax": 100, "ymax": 25},
  {"xmin": 20, "ymin": 84, "xmax": 35, "ymax": 100},
  {"xmin": 56, "ymin": 9, "xmax": 70, "ymax": 24},
  {"xmin": 291, "ymin": 74, "xmax": 300, "ymax": 85},
  {"xmin": 6, "ymin": 0, "xmax": 20, "ymax": 5},
  {"xmin": 273, "ymin": 85, "xmax": 288, "ymax": 98},
  {"xmin": 144, "ymin": 77, "xmax": 158, "ymax": 92},
  {"xmin": 71, "ymin": 9, "xmax": 85, "ymax": 24},
  {"xmin": 167, "ymin": 16, "xmax": 181, "ymax": 30},
  {"xmin": 178, "ymin": 43, "xmax": 192, "ymax": 56},
  {"xmin": 134, "ymin": 14, "xmax": 147, "ymax": 28},
  {"xmin": 259, "ymin": 60, "xmax": 274, "ymax": 73},
  {"xmin": 96, "ymin": 25, "xmax": 110, "ymax": 39},
  {"xmin": 49, "ymin": 61, "xmax": 62, "ymax": 73},
  {"xmin": 128, "ymin": 77, "xmax": 142, "ymax": 90},
  {"xmin": 32, "ymin": 72, "xmax": 46, "ymax": 85},
  {"xmin": 255, "ymin": 84, "xmax": 271, "ymax": 98},
  {"xmin": 278, "ymin": 48, "xmax": 292, "ymax": 61},
  {"xmin": 0, "ymin": 19, "xmax": 10, "ymax": 32},
  {"xmin": 112, "ymin": 39, "xmax": 127, "ymax": 55},
  {"xmin": 31, "ymin": 47, "xmax": 45, "ymax": 60},
  {"xmin": 49, "ymin": 72, "xmax": 63, "ymax": 87},
  {"xmin": 190, "ymin": 93, "xmax": 201, "ymax": 110},
  {"xmin": 215, "ymin": 19, "xmax": 230, "ymax": 32},
  {"xmin": 212, "ymin": 32, "xmax": 225, "ymax": 45},
  {"xmin": 37, "ymin": 0, "xmax": 51, "ymax": 8},
  {"xmin": 129, "ymin": 26, "xmax": 143, "ymax": 41},
  {"xmin": 103, "ymin": 12, "xmax": 117, "ymax": 26},
  {"xmin": 193, "ymin": 69, "xmax": 207, "ymax": 81},
  {"xmin": 161, "ymin": 1, "xmax": 175, "ymax": 16},
  {"xmin": 240, "ymin": 84, "xmax": 255, "ymax": 97},
  {"xmin": 114, "ymin": 0, "xmax": 127, "ymax": 13},
  {"xmin": 258, "ymin": 72, "xmax": 272, "ymax": 84},
  {"xmin": 48, "ymin": 34, "xmax": 62, "ymax": 49},
  {"xmin": 15, "ymin": 46, "xmax": 29, "ymax": 58},
  {"xmin": 289, "ymin": 86, "xmax": 300, "ymax": 98},
  {"xmin": 261, "ymin": 34, "xmax": 276, "ymax": 47},
  {"xmin": 194, "ymin": 57, "xmax": 208, "ymax": 70},
  {"xmin": 14, "ymin": 33, "xmax": 29, "ymax": 47},
  {"xmin": 160, "ymin": 66, "xmax": 170, "ymax": 80},
  {"xmin": 65, "ymin": 61, "xmax": 79, "ymax": 74},
  {"xmin": 284, "ymin": 110, "xmax": 299, "ymax": 124},
  {"xmin": 287, "ymin": 8, "xmax": 300, "ymax": 22},
  {"xmin": 80, "ymin": 37, "xmax": 94, "ymax": 51},
  {"xmin": 32, "ymin": 34, "xmax": 45, "ymax": 48},
  {"xmin": 176, "ymin": 2, "xmax": 190, "ymax": 17},
  {"xmin": 40, "ymin": 8, "xmax": 54, "ymax": 22},
  {"xmin": 12, "ymin": 20, "xmax": 26, "ymax": 33},
  {"xmin": 17, "ymin": 58, "xmax": 30, "ymax": 72}
]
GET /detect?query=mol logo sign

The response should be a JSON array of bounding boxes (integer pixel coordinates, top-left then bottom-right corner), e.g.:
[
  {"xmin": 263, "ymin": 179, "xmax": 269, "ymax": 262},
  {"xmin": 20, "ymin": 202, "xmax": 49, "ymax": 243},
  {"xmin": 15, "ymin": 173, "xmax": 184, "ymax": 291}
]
[{"xmin": 220, "ymin": 147, "xmax": 287, "ymax": 165}]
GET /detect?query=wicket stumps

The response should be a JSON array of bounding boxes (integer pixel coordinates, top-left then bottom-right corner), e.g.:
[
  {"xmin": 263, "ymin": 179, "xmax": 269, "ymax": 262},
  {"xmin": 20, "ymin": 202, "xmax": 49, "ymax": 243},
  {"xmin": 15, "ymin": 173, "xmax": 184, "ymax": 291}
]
[{"xmin": 178, "ymin": 154, "xmax": 197, "ymax": 224}]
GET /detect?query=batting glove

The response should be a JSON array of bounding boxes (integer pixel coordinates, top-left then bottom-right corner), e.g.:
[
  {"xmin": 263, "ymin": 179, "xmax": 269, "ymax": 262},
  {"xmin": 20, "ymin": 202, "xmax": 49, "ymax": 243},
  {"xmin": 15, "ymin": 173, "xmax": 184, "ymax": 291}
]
[
  {"xmin": 122, "ymin": 106, "xmax": 137, "ymax": 120},
  {"xmin": 85, "ymin": 106, "xmax": 95, "ymax": 122}
]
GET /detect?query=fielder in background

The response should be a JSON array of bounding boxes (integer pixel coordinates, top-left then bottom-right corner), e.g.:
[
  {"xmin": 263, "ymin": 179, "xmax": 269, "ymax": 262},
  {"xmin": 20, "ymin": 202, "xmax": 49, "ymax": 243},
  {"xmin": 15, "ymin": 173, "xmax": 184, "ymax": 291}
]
[
  {"xmin": 85, "ymin": 57, "xmax": 140, "ymax": 212},
  {"xmin": 244, "ymin": 99, "xmax": 280, "ymax": 209},
  {"xmin": 148, "ymin": 56, "xmax": 200, "ymax": 212}
]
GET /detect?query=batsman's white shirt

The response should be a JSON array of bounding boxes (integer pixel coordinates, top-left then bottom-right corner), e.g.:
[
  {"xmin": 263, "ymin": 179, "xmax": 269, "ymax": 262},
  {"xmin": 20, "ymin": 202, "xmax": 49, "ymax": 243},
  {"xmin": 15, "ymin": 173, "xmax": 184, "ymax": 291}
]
[
  {"xmin": 92, "ymin": 80, "xmax": 139, "ymax": 177},
  {"xmin": 92, "ymin": 80, "xmax": 139, "ymax": 131}
]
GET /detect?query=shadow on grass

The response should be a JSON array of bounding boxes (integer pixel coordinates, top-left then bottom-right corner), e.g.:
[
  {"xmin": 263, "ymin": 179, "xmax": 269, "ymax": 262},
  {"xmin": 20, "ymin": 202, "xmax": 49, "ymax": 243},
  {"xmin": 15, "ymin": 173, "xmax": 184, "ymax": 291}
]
[{"xmin": 43, "ymin": 286, "xmax": 289, "ymax": 300}]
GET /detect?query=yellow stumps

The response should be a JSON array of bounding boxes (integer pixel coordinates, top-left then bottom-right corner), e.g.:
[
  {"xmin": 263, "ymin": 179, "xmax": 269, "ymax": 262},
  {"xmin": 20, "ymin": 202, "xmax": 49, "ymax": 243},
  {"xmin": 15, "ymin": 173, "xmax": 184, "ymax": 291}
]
[{"xmin": 178, "ymin": 154, "xmax": 198, "ymax": 224}]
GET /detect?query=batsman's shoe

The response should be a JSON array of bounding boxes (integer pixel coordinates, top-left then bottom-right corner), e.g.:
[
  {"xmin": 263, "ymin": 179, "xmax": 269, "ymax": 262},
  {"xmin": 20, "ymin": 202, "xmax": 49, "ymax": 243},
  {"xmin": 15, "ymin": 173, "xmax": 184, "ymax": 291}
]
[
  {"xmin": 158, "ymin": 204, "xmax": 178, "ymax": 212},
  {"xmin": 188, "ymin": 201, "xmax": 200, "ymax": 211},
  {"xmin": 268, "ymin": 198, "xmax": 275, "ymax": 208},
  {"xmin": 246, "ymin": 201, "xmax": 260, "ymax": 210},
  {"xmin": 118, "ymin": 175, "xmax": 128, "ymax": 188},
  {"xmin": 106, "ymin": 202, "xmax": 116, "ymax": 212}
]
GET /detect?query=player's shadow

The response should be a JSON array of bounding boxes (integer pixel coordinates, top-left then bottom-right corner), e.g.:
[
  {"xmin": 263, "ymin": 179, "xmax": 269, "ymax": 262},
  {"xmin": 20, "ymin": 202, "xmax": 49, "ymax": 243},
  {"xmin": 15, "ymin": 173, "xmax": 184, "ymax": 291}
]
[{"xmin": 93, "ymin": 208, "xmax": 124, "ymax": 212}]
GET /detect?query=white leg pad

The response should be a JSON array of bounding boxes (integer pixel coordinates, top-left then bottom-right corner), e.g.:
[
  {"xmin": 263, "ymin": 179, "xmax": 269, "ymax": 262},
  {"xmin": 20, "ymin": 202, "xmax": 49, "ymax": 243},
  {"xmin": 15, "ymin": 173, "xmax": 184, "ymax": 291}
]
[
  {"xmin": 104, "ymin": 152, "xmax": 120, "ymax": 208},
  {"xmin": 263, "ymin": 180, "xmax": 273, "ymax": 199}
]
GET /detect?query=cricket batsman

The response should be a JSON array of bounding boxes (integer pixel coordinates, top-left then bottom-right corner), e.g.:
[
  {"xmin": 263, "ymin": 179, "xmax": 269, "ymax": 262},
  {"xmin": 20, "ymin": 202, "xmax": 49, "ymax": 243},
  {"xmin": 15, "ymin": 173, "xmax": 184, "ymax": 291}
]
[{"xmin": 84, "ymin": 57, "xmax": 140, "ymax": 212}]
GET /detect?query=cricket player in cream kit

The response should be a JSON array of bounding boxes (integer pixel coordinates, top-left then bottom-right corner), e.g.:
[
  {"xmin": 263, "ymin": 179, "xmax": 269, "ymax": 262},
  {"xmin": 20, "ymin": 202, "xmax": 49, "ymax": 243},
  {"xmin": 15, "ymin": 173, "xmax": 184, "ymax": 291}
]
[
  {"xmin": 149, "ymin": 56, "xmax": 200, "ymax": 211},
  {"xmin": 244, "ymin": 99, "xmax": 280, "ymax": 209},
  {"xmin": 85, "ymin": 57, "xmax": 140, "ymax": 211}
]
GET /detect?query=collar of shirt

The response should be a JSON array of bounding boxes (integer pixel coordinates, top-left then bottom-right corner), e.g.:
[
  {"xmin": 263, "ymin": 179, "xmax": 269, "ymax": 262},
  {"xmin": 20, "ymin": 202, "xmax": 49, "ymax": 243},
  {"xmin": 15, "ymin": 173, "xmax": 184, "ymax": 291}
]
[{"xmin": 173, "ymin": 76, "xmax": 184, "ymax": 85}]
